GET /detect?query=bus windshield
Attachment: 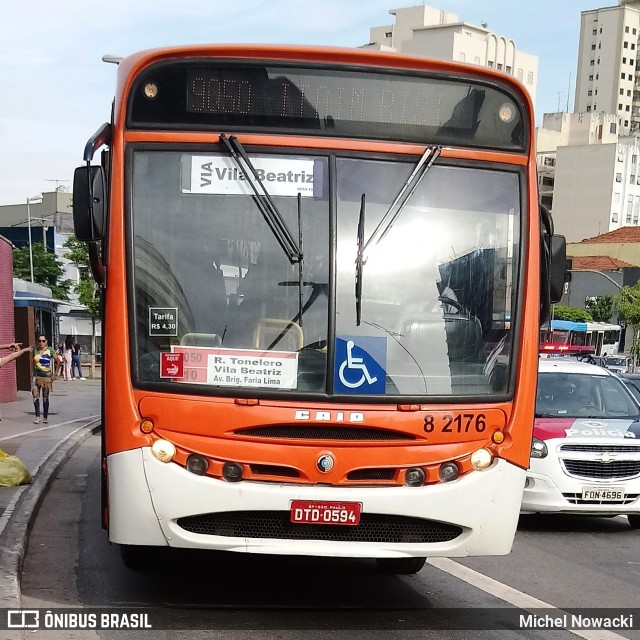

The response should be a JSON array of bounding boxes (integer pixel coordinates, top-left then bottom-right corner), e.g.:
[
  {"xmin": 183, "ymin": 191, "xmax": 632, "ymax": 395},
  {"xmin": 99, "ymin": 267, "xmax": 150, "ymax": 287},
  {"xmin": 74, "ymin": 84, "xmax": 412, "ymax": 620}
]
[{"xmin": 132, "ymin": 150, "xmax": 519, "ymax": 396}]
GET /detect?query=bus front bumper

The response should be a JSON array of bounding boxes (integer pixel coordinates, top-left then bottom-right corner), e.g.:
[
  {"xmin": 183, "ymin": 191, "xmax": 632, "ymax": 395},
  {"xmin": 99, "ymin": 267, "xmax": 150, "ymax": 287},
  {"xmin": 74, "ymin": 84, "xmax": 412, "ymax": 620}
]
[{"xmin": 107, "ymin": 448, "xmax": 526, "ymax": 559}]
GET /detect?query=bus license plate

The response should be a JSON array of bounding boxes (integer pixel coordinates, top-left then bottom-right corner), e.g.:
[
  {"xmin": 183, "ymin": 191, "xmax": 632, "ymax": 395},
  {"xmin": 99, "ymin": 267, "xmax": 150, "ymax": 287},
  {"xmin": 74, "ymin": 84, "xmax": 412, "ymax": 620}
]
[
  {"xmin": 581, "ymin": 487, "xmax": 624, "ymax": 501},
  {"xmin": 290, "ymin": 501, "xmax": 361, "ymax": 526}
]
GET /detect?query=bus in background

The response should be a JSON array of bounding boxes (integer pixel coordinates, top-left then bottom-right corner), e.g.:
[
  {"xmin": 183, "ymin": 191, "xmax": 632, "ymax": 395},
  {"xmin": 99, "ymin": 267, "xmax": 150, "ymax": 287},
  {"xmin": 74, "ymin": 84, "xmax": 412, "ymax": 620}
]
[
  {"xmin": 73, "ymin": 45, "xmax": 565, "ymax": 574},
  {"xmin": 540, "ymin": 319, "xmax": 621, "ymax": 356}
]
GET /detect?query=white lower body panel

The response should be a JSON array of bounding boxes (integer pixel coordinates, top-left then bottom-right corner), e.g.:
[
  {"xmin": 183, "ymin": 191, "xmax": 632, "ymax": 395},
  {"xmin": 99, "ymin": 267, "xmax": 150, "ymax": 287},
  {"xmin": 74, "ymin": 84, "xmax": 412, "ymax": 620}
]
[{"xmin": 107, "ymin": 448, "xmax": 526, "ymax": 558}]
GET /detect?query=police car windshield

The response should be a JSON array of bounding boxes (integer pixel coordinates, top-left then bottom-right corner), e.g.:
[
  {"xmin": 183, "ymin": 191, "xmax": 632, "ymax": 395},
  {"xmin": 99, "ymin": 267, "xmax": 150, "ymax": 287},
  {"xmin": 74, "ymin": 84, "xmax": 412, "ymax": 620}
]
[{"xmin": 536, "ymin": 372, "xmax": 640, "ymax": 419}]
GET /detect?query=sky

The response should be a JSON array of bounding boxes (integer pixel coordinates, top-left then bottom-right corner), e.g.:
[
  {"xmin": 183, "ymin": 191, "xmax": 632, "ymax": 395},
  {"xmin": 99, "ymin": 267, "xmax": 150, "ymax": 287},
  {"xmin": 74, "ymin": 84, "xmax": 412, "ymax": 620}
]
[{"xmin": 0, "ymin": 0, "xmax": 604, "ymax": 205}]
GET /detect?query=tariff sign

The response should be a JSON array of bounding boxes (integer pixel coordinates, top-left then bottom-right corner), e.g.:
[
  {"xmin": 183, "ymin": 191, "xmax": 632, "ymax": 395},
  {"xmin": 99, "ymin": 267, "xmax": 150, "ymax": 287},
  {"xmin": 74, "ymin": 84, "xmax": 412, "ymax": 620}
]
[{"xmin": 160, "ymin": 353, "xmax": 184, "ymax": 379}]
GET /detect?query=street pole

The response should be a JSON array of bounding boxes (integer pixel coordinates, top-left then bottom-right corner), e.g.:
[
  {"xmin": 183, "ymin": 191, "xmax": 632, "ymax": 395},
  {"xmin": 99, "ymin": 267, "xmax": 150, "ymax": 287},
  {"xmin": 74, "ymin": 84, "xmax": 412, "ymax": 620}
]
[
  {"xmin": 26, "ymin": 197, "xmax": 34, "ymax": 282},
  {"xmin": 26, "ymin": 195, "xmax": 43, "ymax": 283}
]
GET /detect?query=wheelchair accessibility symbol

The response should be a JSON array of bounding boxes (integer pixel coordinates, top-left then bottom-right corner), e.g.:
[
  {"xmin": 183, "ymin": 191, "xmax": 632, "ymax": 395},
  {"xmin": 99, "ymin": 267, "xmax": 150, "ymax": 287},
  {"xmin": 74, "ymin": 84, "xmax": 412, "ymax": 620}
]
[{"xmin": 334, "ymin": 336, "xmax": 386, "ymax": 394}]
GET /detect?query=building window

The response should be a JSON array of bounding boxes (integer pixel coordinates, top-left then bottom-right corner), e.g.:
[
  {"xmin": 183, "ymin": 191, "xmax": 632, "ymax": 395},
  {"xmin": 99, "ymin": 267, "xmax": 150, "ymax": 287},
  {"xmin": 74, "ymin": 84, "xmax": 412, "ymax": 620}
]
[
  {"xmin": 620, "ymin": 103, "xmax": 624, "ymax": 110},
  {"xmin": 587, "ymin": 105, "xmax": 592, "ymax": 111},
  {"xmin": 625, "ymin": 41, "xmax": 629, "ymax": 48},
  {"xmin": 589, "ymin": 74, "xmax": 594, "ymax": 81},
  {"xmin": 474, "ymin": 56, "xmax": 481, "ymax": 65},
  {"xmin": 488, "ymin": 61, "xmax": 494, "ymax": 68},
  {"xmin": 596, "ymin": 73, "xmax": 600, "ymax": 79},
  {"xmin": 497, "ymin": 63, "xmax": 503, "ymax": 70},
  {"xmin": 622, "ymin": 72, "xmax": 626, "ymax": 79},
  {"xmin": 593, "ymin": 29, "xmax": 597, "ymax": 35},
  {"xmin": 527, "ymin": 71, "xmax": 534, "ymax": 84},
  {"xmin": 626, "ymin": 120, "xmax": 630, "ymax": 127},
  {"xmin": 542, "ymin": 176, "xmax": 554, "ymax": 186},
  {"xmin": 460, "ymin": 53, "xmax": 466, "ymax": 62},
  {"xmin": 621, "ymin": 88, "xmax": 625, "ymax": 95},
  {"xmin": 592, "ymin": 44, "xmax": 597, "ymax": 50},
  {"xmin": 611, "ymin": 122, "xmax": 618, "ymax": 134},
  {"xmin": 385, "ymin": 31, "xmax": 392, "ymax": 37},
  {"xmin": 630, "ymin": 74, "xmax": 634, "ymax": 80},
  {"xmin": 517, "ymin": 68, "xmax": 523, "ymax": 81},
  {"xmin": 626, "ymin": 26, "xmax": 630, "ymax": 33},
  {"xmin": 627, "ymin": 105, "xmax": 631, "ymax": 111},
  {"xmin": 633, "ymin": 154, "xmax": 637, "ymax": 164},
  {"xmin": 632, "ymin": 59, "xmax": 636, "ymax": 66},
  {"xmin": 631, "ymin": 174, "xmax": 636, "ymax": 184},
  {"xmin": 589, "ymin": 90, "xmax": 593, "ymax": 96},
  {"xmin": 614, "ymin": 192, "xmax": 621, "ymax": 203},
  {"xmin": 616, "ymin": 173, "xmax": 623, "ymax": 181},
  {"xmin": 619, "ymin": 152, "xmax": 624, "ymax": 161},
  {"xmin": 623, "ymin": 57, "xmax": 627, "ymax": 64},
  {"xmin": 634, "ymin": 28, "xmax": 638, "ymax": 35},
  {"xmin": 612, "ymin": 212, "xmax": 619, "ymax": 222},
  {"xmin": 629, "ymin": 90, "xmax": 632, "ymax": 97},
  {"xmin": 505, "ymin": 65, "xmax": 512, "ymax": 74}
]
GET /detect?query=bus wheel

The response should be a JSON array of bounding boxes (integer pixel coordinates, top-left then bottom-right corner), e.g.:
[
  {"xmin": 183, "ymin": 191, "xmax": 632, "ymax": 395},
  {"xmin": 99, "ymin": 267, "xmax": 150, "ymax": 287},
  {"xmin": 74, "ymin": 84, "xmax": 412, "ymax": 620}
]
[
  {"xmin": 119, "ymin": 544, "xmax": 156, "ymax": 570},
  {"xmin": 628, "ymin": 514, "xmax": 640, "ymax": 529},
  {"xmin": 376, "ymin": 557, "xmax": 426, "ymax": 575}
]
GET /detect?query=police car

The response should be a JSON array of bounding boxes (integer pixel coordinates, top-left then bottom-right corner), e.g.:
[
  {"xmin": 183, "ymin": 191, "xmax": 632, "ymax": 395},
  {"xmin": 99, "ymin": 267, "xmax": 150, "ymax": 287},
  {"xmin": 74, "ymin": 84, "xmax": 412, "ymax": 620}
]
[{"xmin": 522, "ymin": 358, "xmax": 640, "ymax": 528}]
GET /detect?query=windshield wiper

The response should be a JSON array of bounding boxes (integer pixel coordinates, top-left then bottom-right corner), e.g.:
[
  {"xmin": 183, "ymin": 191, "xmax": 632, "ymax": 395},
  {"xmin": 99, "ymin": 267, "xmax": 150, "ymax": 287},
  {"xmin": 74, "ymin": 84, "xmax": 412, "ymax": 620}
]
[
  {"xmin": 355, "ymin": 194, "xmax": 366, "ymax": 326},
  {"xmin": 219, "ymin": 134, "xmax": 302, "ymax": 264},
  {"xmin": 362, "ymin": 145, "xmax": 441, "ymax": 256}
]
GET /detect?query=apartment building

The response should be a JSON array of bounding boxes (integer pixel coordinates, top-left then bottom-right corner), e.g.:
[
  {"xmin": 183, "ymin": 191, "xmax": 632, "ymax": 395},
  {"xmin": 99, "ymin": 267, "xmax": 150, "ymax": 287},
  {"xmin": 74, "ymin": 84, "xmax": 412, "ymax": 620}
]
[
  {"xmin": 575, "ymin": 0, "xmax": 640, "ymax": 135},
  {"xmin": 365, "ymin": 5, "xmax": 538, "ymax": 104}
]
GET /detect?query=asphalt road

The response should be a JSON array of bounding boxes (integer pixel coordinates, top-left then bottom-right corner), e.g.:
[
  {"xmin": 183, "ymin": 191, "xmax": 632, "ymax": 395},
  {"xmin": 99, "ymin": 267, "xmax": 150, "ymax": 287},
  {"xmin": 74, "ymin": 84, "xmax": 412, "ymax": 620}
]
[{"xmin": 18, "ymin": 434, "xmax": 640, "ymax": 640}]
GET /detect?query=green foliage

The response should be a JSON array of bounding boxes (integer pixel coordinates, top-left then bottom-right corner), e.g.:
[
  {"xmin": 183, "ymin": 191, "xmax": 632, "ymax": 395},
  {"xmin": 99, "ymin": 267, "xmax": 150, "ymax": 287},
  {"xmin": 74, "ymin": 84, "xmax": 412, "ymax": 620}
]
[
  {"xmin": 63, "ymin": 236, "xmax": 101, "ymax": 320},
  {"xmin": 12, "ymin": 243, "xmax": 72, "ymax": 301},
  {"xmin": 616, "ymin": 282, "xmax": 640, "ymax": 326},
  {"xmin": 551, "ymin": 305, "xmax": 593, "ymax": 322},
  {"xmin": 584, "ymin": 295, "xmax": 614, "ymax": 323}
]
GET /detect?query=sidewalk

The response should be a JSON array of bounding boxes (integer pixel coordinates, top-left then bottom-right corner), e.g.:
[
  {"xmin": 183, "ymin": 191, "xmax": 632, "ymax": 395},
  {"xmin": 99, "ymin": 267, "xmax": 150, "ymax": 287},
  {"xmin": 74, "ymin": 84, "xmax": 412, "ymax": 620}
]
[{"xmin": 0, "ymin": 374, "xmax": 101, "ymax": 614}]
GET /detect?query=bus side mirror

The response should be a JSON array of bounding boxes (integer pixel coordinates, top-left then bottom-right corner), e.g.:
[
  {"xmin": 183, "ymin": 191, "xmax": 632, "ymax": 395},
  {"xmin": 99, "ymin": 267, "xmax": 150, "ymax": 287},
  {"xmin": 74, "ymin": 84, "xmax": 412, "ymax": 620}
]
[
  {"xmin": 73, "ymin": 165, "xmax": 105, "ymax": 241},
  {"xmin": 549, "ymin": 234, "xmax": 566, "ymax": 304}
]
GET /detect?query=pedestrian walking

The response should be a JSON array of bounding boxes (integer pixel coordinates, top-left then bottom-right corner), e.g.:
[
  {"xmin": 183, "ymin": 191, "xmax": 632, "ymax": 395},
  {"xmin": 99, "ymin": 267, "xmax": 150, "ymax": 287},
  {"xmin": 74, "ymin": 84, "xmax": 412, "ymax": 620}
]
[
  {"xmin": 62, "ymin": 337, "xmax": 74, "ymax": 381},
  {"xmin": 32, "ymin": 335, "xmax": 62, "ymax": 424},
  {"xmin": 71, "ymin": 341, "xmax": 86, "ymax": 379}
]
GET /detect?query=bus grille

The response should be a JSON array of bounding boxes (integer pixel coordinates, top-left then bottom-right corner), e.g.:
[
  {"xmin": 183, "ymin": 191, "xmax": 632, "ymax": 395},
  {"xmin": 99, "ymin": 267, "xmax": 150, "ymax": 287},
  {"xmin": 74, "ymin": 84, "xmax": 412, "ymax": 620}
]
[
  {"xmin": 562, "ymin": 459, "xmax": 640, "ymax": 480},
  {"xmin": 346, "ymin": 469, "xmax": 396, "ymax": 481},
  {"xmin": 235, "ymin": 425, "xmax": 416, "ymax": 441},
  {"xmin": 176, "ymin": 511, "xmax": 462, "ymax": 544}
]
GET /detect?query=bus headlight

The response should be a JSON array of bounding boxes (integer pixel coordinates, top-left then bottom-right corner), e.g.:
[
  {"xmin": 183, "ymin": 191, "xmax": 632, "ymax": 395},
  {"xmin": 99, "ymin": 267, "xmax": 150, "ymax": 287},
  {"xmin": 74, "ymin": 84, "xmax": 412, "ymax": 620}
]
[
  {"xmin": 438, "ymin": 462, "xmax": 459, "ymax": 482},
  {"xmin": 530, "ymin": 437, "xmax": 548, "ymax": 459},
  {"xmin": 151, "ymin": 439, "xmax": 176, "ymax": 463},
  {"xmin": 404, "ymin": 467, "xmax": 426, "ymax": 487},
  {"xmin": 470, "ymin": 448, "xmax": 493, "ymax": 471}
]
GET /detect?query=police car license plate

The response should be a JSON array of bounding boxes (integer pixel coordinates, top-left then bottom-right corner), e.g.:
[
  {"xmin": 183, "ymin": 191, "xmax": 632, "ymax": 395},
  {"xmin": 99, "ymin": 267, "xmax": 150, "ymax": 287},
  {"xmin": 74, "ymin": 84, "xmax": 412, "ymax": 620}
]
[
  {"xmin": 290, "ymin": 501, "xmax": 361, "ymax": 526},
  {"xmin": 581, "ymin": 487, "xmax": 624, "ymax": 501}
]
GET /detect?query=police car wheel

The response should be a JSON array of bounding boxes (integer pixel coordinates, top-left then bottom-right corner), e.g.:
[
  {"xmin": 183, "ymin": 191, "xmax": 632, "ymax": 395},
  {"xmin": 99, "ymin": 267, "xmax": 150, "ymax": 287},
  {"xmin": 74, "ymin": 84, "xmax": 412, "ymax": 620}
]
[
  {"xmin": 376, "ymin": 557, "xmax": 426, "ymax": 574},
  {"xmin": 628, "ymin": 514, "xmax": 640, "ymax": 529}
]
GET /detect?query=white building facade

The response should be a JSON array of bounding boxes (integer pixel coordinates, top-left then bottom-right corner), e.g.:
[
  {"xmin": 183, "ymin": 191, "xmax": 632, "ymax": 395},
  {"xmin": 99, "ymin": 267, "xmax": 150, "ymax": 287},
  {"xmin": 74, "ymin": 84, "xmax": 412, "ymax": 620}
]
[
  {"xmin": 365, "ymin": 5, "xmax": 538, "ymax": 105},
  {"xmin": 575, "ymin": 0, "xmax": 640, "ymax": 135}
]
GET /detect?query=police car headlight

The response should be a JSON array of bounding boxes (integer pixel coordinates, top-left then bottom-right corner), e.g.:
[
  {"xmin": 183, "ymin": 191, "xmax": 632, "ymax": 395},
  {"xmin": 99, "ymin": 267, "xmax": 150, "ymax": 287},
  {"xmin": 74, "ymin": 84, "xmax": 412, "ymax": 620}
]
[{"xmin": 530, "ymin": 437, "xmax": 548, "ymax": 459}]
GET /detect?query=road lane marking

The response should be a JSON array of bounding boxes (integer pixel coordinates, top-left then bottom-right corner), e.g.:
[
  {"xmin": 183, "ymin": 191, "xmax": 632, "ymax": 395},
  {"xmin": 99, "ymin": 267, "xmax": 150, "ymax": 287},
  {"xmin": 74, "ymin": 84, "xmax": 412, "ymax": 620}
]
[
  {"xmin": 0, "ymin": 415, "xmax": 100, "ymax": 441},
  {"xmin": 427, "ymin": 558, "xmax": 629, "ymax": 640}
]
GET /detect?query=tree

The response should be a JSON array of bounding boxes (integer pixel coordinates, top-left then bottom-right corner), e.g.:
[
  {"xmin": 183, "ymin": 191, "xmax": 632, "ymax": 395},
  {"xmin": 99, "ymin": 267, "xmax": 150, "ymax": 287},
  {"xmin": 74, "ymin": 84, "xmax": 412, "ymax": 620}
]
[
  {"xmin": 12, "ymin": 243, "xmax": 73, "ymax": 301},
  {"xmin": 551, "ymin": 305, "xmax": 592, "ymax": 323},
  {"xmin": 63, "ymin": 236, "xmax": 101, "ymax": 378},
  {"xmin": 584, "ymin": 295, "xmax": 614, "ymax": 323},
  {"xmin": 615, "ymin": 283, "xmax": 640, "ymax": 371}
]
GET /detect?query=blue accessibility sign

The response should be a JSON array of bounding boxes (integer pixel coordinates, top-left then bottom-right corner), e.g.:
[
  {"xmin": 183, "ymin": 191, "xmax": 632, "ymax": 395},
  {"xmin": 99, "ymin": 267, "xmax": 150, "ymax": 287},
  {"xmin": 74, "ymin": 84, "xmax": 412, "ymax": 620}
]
[{"xmin": 334, "ymin": 336, "xmax": 387, "ymax": 394}]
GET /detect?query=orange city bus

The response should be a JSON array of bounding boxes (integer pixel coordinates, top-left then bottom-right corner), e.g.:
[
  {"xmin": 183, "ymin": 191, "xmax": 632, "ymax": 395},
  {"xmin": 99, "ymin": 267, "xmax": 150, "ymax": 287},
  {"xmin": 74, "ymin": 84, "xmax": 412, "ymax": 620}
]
[{"xmin": 73, "ymin": 45, "xmax": 564, "ymax": 574}]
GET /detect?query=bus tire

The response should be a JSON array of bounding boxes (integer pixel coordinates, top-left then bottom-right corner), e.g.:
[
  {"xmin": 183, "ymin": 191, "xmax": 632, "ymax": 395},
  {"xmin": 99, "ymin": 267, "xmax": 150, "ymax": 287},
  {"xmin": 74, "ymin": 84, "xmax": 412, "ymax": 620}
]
[
  {"xmin": 376, "ymin": 556, "xmax": 426, "ymax": 575},
  {"xmin": 628, "ymin": 514, "xmax": 640, "ymax": 529},
  {"xmin": 119, "ymin": 544, "xmax": 156, "ymax": 570}
]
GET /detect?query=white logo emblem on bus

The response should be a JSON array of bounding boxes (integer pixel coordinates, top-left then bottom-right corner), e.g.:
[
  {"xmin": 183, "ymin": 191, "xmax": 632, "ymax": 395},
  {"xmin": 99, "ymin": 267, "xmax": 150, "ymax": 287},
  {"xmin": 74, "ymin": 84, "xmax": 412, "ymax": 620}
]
[
  {"xmin": 338, "ymin": 340, "xmax": 378, "ymax": 389},
  {"xmin": 317, "ymin": 454, "xmax": 335, "ymax": 473}
]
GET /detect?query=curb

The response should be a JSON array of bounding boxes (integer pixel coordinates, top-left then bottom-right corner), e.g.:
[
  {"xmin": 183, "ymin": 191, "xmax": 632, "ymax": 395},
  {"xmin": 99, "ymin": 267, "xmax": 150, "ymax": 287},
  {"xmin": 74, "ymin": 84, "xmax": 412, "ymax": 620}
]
[{"xmin": 0, "ymin": 420, "xmax": 101, "ymax": 615}]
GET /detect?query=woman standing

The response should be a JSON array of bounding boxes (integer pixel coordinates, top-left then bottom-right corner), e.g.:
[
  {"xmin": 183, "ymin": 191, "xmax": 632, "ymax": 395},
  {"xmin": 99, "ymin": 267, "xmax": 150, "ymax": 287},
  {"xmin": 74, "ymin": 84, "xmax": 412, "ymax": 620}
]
[{"xmin": 32, "ymin": 335, "xmax": 61, "ymax": 424}]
